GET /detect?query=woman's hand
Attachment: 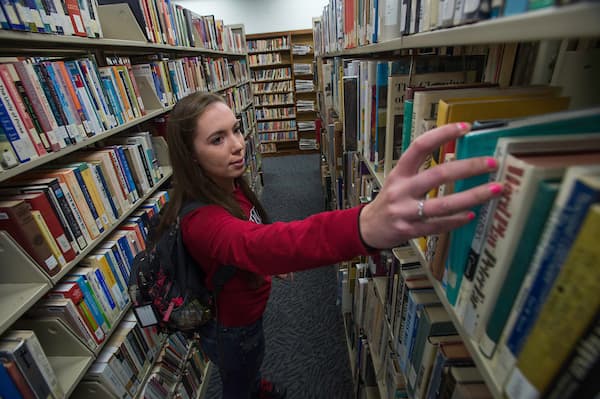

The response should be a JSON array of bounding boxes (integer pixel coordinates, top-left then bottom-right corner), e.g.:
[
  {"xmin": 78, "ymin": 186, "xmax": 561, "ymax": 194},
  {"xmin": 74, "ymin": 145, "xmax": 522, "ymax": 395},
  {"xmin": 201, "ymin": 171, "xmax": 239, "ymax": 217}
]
[{"xmin": 359, "ymin": 122, "xmax": 503, "ymax": 250}]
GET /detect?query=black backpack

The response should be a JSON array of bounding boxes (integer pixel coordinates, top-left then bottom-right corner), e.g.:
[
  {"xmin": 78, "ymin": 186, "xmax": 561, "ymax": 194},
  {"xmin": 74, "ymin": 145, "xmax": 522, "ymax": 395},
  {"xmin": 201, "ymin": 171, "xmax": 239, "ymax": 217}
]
[{"xmin": 128, "ymin": 201, "xmax": 236, "ymax": 333}]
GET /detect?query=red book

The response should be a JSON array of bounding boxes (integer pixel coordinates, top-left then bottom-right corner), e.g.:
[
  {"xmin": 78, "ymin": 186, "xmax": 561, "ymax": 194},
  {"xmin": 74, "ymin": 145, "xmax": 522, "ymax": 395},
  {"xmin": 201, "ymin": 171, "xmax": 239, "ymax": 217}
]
[
  {"xmin": 5, "ymin": 192, "xmax": 76, "ymax": 262},
  {"xmin": 0, "ymin": 64, "xmax": 47, "ymax": 156},
  {"xmin": 47, "ymin": 282, "xmax": 105, "ymax": 344},
  {"xmin": 0, "ymin": 199, "xmax": 59, "ymax": 276},
  {"xmin": 119, "ymin": 222, "xmax": 146, "ymax": 251},
  {"xmin": 64, "ymin": 0, "xmax": 87, "ymax": 36}
]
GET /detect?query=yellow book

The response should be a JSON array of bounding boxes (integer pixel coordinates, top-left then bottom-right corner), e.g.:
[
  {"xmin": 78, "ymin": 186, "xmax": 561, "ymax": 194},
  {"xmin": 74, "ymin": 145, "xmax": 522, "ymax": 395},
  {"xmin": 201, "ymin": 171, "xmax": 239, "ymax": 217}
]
[
  {"xmin": 85, "ymin": 253, "xmax": 127, "ymax": 311},
  {"xmin": 70, "ymin": 163, "xmax": 111, "ymax": 230},
  {"xmin": 436, "ymin": 95, "xmax": 570, "ymax": 127},
  {"xmin": 31, "ymin": 210, "xmax": 66, "ymax": 268},
  {"xmin": 506, "ymin": 202, "xmax": 600, "ymax": 398}
]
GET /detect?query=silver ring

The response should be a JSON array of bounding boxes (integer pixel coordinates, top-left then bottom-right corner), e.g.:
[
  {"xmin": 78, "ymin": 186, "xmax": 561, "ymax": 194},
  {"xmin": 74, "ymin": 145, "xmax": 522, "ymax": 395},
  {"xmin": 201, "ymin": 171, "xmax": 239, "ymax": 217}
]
[{"xmin": 417, "ymin": 199, "xmax": 427, "ymax": 221}]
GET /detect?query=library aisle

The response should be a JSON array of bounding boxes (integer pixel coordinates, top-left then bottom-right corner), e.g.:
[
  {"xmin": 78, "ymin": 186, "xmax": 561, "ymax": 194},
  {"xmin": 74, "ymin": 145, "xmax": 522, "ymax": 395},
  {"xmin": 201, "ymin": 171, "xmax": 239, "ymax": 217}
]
[{"xmin": 204, "ymin": 154, "xmax": 354, "ymax": 399}]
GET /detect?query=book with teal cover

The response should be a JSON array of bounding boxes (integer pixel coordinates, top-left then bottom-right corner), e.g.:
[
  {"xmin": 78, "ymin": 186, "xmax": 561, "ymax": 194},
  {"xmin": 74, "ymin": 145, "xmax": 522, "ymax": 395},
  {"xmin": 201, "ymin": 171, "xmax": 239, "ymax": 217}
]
[
  {"xmin": 479, "ymin": 179, "xmax": 559, "ymax": 358},
  {"xmin": 402, "ymin": 100, "xmax": 413, "ymax": 154},
  {"xmin": 445, "ymin": 107, "xmax": 600, "ymax": 306}
]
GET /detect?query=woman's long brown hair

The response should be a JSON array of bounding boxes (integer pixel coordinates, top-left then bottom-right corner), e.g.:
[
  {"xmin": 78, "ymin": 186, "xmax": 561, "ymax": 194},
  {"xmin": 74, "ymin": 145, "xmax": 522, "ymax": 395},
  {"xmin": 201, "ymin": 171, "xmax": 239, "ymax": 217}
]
[{"xmin": 156, "ymin": 92, "xmax": 270, "ymax": 238}]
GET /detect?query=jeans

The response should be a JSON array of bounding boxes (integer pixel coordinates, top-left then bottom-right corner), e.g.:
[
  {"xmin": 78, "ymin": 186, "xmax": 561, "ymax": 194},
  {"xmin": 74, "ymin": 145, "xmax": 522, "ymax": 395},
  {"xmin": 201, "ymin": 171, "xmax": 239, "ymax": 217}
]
[{"xmin": 197, "ymin": 318, "xmax": 265, "ymax": 399}]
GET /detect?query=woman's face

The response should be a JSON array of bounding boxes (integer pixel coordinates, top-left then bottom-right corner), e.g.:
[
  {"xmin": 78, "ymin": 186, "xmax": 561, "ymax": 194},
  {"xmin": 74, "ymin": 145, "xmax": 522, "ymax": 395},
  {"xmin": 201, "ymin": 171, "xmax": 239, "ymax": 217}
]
[{"xmin": 192, "ymin": 101, "xmax": 246, "ymax": 191}]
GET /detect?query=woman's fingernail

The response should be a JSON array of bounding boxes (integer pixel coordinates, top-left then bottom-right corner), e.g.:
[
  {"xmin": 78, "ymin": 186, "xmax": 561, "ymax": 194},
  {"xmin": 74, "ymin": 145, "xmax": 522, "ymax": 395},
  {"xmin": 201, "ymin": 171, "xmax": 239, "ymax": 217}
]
[
  {"xmin": 489, "ymin": 183, "xmax": 503, "ymax": 194},
  {"xmin": 457, "ymin": 122, "xmax": 470, "ymax": 133},
  {"xmin": 486, "ymin": 158, "xmax": 498, "ymax": 168},
  {"xmin": 467, "ymin": 211, "xmax": 476, "ymax": 221}
]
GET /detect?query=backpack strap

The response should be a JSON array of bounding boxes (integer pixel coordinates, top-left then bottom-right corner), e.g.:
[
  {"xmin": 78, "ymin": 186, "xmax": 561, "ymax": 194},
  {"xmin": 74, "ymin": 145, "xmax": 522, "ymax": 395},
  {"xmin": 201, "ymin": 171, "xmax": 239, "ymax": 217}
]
[{"xmin": 178, "ymin": 200, "xmax": 237, "ymax": 296}]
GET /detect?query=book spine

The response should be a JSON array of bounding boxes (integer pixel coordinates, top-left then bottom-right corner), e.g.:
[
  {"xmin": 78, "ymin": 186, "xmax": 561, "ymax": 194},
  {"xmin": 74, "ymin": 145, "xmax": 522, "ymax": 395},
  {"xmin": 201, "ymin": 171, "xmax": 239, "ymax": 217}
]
[
  {"xmin": 65, "ymin": 167, "xmax": 103, "ymax": 236},
  {"xmin": 31, "ymin": 63, "xmax": 73, "ymax": 146},
  {"xmin": 114, "ymin": 145, "xmax": 140, "ymax": 202},
  {"xmin": 90, "ymin": 162, "xmax": 119, "ymax": 221},
  {"xmin": 505, "ymin": 204, "xmax": 600, "ymax": 398},
  {"xmin": 78, "ymin": 163, "xmax": 110, "ymax": 228},
  {"xmin": 30, "ymin": 209, "xmax": 66, "ymax": 268},
  {"xmin": 77, "ymin": 298, "xmax": 105, "ymax": 344},
  {"xmin": 507, "ymin": 177, "xmax": 600, "ymax": 355},
  {"xmin": 0, "ymin": 341, "xmax": 52, "ymax": 398},
  {"xmin": 47, "ymin": 61, "xmax": 88, "ymax": 140},
  {"xmin": 14, "ymin": 332, "xmax": 63, "ymax": 397},
  {"xmin": 0, "ymin": 64, "xmax": 46, "ymax": 156},
  {"xmin": 0, "ymin": 72, "xmax": 36, "ymax": 162},
  {"xmin": 479, "ymin": 180, "xmax": 559, "ymax": 358},
  {"xmin": 67, "ymin": 274, "xmax": 109, "ymax": 332},
  {"xmin": 56, "ymin": 180, "xmax": 90, "ymax": 249}
]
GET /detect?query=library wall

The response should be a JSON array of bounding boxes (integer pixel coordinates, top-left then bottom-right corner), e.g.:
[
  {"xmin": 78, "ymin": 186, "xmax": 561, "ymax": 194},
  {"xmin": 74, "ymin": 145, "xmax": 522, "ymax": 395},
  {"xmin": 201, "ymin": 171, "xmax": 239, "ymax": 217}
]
[{"xmin": 174, "ymin": 0, "xmax": 327, "ymax": 34}]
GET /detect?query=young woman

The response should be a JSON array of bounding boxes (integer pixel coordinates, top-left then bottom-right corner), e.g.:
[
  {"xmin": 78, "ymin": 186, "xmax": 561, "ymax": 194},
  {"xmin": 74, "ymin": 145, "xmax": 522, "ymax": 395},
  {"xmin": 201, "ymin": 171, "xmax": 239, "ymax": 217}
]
[{"xmin": 159, "ymin": 92, "xmax": 503, "ymax": 399}]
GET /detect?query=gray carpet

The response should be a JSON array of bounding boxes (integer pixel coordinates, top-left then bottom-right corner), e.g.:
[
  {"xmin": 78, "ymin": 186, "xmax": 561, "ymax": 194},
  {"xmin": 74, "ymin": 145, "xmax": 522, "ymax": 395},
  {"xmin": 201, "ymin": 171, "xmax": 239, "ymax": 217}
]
[{"xmin": 203, "ymin": 154, "xmax": 354, "ymax": 399}]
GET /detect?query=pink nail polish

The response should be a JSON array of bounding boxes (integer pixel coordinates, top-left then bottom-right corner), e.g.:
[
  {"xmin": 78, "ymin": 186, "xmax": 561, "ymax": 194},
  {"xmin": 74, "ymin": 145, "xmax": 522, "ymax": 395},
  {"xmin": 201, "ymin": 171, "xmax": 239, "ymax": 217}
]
[
  {"xmin": 486, "ymin": 158, "xmax": 497, "ymax": 168},
  {"xmin": 489, "ymin": 183, "xmax": 503, "ymax": 194},
  {"xmin": 467, "ymin": 211, "xmax": 476, "ymax": 221},
  {"xmin": 457, "ymin": 122, "xmax": 470, "ymax": 132}
]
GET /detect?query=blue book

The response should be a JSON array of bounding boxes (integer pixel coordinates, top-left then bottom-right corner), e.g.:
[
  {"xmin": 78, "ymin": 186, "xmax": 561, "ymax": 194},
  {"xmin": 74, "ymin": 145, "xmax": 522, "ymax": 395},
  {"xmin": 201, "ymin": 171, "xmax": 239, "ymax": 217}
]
[
  {"xmin": 91, "ymin": 162, "xmax": 120, "ymax": 220},
  {"xmin": 445, "ymin": 107, "xmax": 600, "ymax": 306},
  {"xmin": 374, "ymin": 61, "xmax": 389, "ymax": 168},
  {"xmin": 99, "ymin": 249, "xmax": 128, "ymax": 304},
  {"xmin": 0, "ymin": 0, "xmax": 26, "ymax": 30},
  {"xmin": 507, "ymin": 170, "xmax": 600, "ymax": 355},
  {"xmin": 0, "ymin": 92, "xmax": 32, "ymax": 163},
  {"xmin": 100, "ymin": 241, "xmax": 130, "ymax": 283},
  {"xmin": 94, "ymin": 267, "xmax": 117, "ymax": 311},
  {"xmin": 112, "ymin": 145, "xmax": 140, "ymax": 202},
  {"xmin": 400, "ymin": 290, "xmax": 438, "ymax": 373},
  {"xmin": 41, "ymin": 62, "xmax": 82, "ymax": 142},
  {"xmin": 0, "ymin": 361, "xmax": 23, "ymax": 399},
  {"xmin": 100, "ymin": 77, "xmax": 124, "ymax": 125},
  {"xmin": 115, "ymin": 232, "xmax": 135, "ymax": 269}
]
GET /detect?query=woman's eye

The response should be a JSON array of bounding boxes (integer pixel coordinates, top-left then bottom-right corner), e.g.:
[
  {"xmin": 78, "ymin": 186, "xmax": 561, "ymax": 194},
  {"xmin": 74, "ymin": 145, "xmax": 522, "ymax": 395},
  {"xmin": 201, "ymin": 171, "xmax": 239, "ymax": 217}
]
[{"xmin": 212, "ymin": 136, "xmax": 223, "ymax": 145}]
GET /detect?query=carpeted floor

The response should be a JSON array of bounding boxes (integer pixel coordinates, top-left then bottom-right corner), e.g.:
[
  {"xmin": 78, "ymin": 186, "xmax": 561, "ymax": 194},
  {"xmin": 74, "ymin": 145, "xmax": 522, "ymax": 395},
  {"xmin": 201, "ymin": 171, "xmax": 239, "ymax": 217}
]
[{"xmin": 203, "ymin": 153, "xmax": 354, "ymax": 399}]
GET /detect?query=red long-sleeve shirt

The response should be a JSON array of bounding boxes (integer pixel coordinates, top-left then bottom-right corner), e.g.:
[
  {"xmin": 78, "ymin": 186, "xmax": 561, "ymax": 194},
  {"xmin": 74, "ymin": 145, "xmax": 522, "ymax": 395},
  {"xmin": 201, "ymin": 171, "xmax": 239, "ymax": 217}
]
[{"xmin": 181, "ymin": 187, "xmax": 371, "ymax": 327}]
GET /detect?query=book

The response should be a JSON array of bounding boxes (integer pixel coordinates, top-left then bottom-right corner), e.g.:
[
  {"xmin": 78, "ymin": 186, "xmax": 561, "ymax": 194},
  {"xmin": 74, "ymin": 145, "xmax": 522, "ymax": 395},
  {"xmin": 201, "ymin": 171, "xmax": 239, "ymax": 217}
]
[
  {"xmin": 544, "ymin": 311, "xmax": 600, "ymax": 399},
  {"xmin": 28, "ymin": 297, "xmax": 99, "ymax": 351},
  {"xmin": 0, "ymin": 199, "xmax": 60, "ymax": 276},
  {"xmin": 445, "ymin": 107, "xmax": 600, "ymax": 308},
  {"xmin": 424, "ymin": 341, "xmax": 472, "ymax": 399},
  {"xmin": 30, "ymin": 209, "xmax": 67, "ymax": 268},
  {"xmin": 2, "ymin": 330, "xmax": 63, "ymax": 398},
  {"xmin": 460, "ymin": 146, "xmax": 600, "ymax": 341},
  {"xmin": 479, "ymin": 179, "xmax": 559, "ymax": 358},
  {"xmin": 47, "ymin": 282, "xmax": 106, "ymax": 344},
  {"xmin": 493, "ymin": 165, "xmax": 600, "ymax": 388},
  {"xmin": 504, "ymin": 204, "xmax": 600, "ymax": 399},
  {"xmin": 0, "ymin": 336, "xmax": 52, "ymax": 399},
  {"xmin": 2, "ymin": 191, "xmax": 76, "ymax": 262}
]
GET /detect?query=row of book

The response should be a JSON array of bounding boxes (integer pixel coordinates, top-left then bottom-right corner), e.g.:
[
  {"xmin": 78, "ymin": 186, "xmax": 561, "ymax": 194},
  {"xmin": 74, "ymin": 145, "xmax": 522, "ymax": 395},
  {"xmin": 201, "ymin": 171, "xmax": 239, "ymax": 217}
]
[
  {"xmin": 75, "ymin": 312, "xmax": 165, "ymax": 399},
  {"xmin": 257, "ymin": 120, "xmax": 297, "ymax": 132},
  {"xmin": 253, "ymin": 93, "xmax": 295, "ymax": 107},
  {"xmin": 130, "ymin": 56, "xmax": 250, "ymax": 108},
  {"xmin": 0, "ymin": 0, "xmax": 102, "ymax": 37},
  {"xmin": 252, "ymin": 81, "xmax": 293, "ymax": 93},
  {"xmin": 257, "ymin": 142, "xmax": 277, "ymax": 154},
  {"xmin": 0, "ymin": 190, "xmax": 167, "ymax": 398},
  {"xmin": 257, "ymin": 131, "xmax": 298, "ymax": 143},
  {"xmin": 0, "ymin": 138, "xmax": 165, "ymax": 276},
  {"xmin": 250, "ymin": 67, "xmax": 292, "ymax": 82},
  {"xmin": 255, "ymin": 107, "xmax": 296, "ymax": 120},
  {"xmin": 316, "ymin": 0, "xmax": 581, "ymax": 53},
  {"xmin": 344, "ymin": 109, "xmax": 600, "ymax": 398},
  {"xmin": 97, "ymin": 0, "xmax": 244, "ymax": 52},
  {"xmin": 248, "ymin": 53, "xmax": 285, "ymax": 67},
  {"xmin": 247, "ymin": 37, "xmax": 289, "ymax": 52},
  {"xmin": 141, "ymin": 333, "xmax": 209, "ymax": 399},
  {"xmin": 435, "ymin": 113, "xmax": 600, "ymax": 398},
  {"xmin": 341, "ymin": 249, "xmax": 494, "ymax": 399},
  {"xmin": 0, "ymin": 54, "xmax": 250, "ymax": 172}
]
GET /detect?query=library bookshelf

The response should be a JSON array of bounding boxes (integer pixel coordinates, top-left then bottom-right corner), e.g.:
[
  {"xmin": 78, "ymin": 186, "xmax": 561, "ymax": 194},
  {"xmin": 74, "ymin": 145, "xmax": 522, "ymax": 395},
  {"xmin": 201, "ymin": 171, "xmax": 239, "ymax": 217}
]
[
  {"xmin": 316, "ymin": 2, "xmax": 600, "ymax": 398},
  {"xmin": 247, "ymin": 29, "xmax": 319, "ymax": 156},
  {"xmin": 0, "ymin": 5, "xmax": 255, "ymax": 398}
]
